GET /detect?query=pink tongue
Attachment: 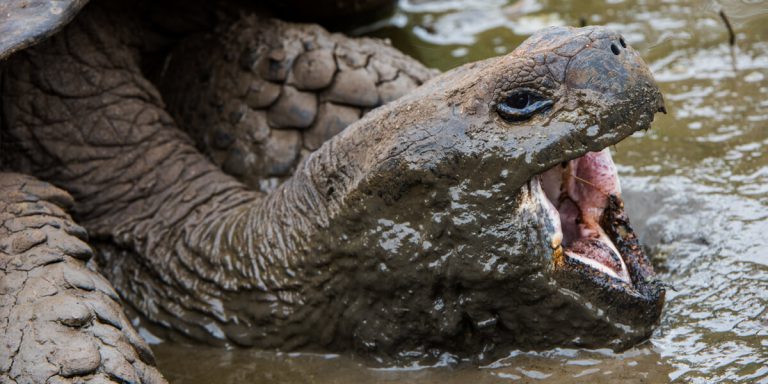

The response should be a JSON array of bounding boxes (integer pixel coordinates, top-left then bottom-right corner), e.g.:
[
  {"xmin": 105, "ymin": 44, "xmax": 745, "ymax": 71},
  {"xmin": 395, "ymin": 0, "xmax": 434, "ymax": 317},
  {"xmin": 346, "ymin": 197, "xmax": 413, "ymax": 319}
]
[
  {"xmin": 566, "ymin": 149, "xmax": 621, "ymax": 230},
  {"xmin": 540, "ymin": 149, "xmax": 622, "ymax": 248}
]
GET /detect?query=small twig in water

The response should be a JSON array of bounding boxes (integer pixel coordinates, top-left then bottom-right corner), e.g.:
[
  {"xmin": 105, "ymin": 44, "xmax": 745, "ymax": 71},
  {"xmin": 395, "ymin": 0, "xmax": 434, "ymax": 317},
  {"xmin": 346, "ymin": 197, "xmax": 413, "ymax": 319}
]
[{"xmin": 719, "ymin": 10, "xmax": 736, "ymax": 47}]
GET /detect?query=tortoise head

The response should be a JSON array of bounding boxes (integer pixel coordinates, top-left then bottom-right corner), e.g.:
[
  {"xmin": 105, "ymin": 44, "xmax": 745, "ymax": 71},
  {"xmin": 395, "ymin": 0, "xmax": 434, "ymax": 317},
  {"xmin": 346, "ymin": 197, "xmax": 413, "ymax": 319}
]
[{"xmin": 313, "ymin": 25, "xmax": 666, "ymax": 359}]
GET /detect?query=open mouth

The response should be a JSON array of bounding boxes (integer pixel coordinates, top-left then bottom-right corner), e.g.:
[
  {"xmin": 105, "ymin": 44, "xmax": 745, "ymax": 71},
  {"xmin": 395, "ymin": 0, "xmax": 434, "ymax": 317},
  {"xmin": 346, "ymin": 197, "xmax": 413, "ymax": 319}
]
[{"xmin": 536, "ymin": 148, "xmax": 633, "ymax": 284}]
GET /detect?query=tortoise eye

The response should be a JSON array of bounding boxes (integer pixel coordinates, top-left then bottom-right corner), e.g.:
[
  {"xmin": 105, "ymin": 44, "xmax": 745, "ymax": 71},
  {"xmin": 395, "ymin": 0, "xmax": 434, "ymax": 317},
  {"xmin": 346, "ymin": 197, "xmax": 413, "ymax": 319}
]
[{"xmin": 497, "ymin": 90, "xmax": 553, "ymax": 122}]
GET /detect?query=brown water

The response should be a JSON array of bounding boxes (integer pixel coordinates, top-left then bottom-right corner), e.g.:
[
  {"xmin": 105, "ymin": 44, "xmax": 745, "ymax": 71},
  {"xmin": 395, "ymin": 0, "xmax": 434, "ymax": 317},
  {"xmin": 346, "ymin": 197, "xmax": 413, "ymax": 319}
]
[{"xmin": 153, "ymin": 0, "xmax": 768, "ymax": 382}]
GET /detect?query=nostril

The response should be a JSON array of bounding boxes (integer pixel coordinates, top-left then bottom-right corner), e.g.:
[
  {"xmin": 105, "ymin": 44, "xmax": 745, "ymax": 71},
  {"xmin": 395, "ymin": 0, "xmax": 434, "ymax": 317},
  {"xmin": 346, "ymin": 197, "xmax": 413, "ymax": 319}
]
[
  {"xmin": 610, "ymin": 43, "xmax": 621, "ymax": 55},
  {"xmin": 619, "ymin": 37, "xmax": 627, "ymax": 48}
]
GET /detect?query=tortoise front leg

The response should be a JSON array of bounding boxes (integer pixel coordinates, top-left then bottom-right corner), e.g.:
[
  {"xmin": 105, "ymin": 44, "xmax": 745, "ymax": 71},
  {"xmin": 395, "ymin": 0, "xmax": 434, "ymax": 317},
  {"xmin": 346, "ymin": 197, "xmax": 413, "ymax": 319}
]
[
  {"xmin": 157, "ymin": 14, "xmax": 436, "ymax": 191},
  {"xmin": 0, "ymin": 173, "xmax": 166, "ymax": 383}
]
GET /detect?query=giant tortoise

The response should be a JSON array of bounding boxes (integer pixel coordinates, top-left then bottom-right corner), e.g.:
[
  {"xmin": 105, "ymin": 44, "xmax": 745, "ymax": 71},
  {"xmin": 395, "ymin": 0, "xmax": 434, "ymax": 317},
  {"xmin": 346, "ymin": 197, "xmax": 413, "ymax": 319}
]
[{"xmin": 0, "ymin": 0, "xmax": 666, "ymax": 382}]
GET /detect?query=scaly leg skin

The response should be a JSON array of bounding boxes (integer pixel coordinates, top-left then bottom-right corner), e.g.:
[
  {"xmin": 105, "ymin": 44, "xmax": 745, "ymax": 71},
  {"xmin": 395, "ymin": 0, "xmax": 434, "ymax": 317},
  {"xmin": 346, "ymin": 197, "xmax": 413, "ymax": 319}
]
[
  {"xmin": 158, "ymin": 15, "xmax": 436, "ymax": 191},
  {"xmin": 0, "ymin": 173, "xmax": 166, "ymax": 383}
]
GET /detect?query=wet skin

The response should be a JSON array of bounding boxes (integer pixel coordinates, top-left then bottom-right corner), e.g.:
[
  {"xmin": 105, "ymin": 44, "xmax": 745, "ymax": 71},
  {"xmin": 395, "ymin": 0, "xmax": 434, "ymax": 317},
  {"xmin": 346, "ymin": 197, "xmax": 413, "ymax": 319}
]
[{"xmin": 1, "ymin": 9, "xmax": 664, "ymax": 375}]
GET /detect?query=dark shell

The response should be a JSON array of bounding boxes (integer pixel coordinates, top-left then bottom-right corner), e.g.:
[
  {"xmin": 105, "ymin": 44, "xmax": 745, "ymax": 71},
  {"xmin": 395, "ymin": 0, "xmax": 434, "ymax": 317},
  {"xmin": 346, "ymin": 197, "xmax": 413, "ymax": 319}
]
[{"xmin": 0, "ymin": 0, "xmax": 88, "ymax": 60}]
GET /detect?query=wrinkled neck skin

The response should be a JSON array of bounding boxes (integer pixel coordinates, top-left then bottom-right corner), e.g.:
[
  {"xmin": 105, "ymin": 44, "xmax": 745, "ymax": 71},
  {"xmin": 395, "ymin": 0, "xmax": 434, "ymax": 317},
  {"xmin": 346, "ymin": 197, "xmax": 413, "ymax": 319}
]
[{"xmin": 124, "ymin": 54, "xmax": 659, "ymax": 357}]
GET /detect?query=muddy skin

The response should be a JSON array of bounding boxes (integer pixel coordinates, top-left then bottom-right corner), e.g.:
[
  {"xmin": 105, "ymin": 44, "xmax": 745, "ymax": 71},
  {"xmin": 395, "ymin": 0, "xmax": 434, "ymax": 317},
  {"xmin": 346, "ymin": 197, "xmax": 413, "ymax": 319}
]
[
  {"xmin": 0, "ymin": 173, "xmax": 166, "ymax": 383},
  {"xmin": 157, "ymin": 15, "xmax": 436, "ymax": 191},
  {"xmin": 291, "ymin": 27, "xmax": 667, "ymax": 357},
  {"xmin": 1, "ymin": 3, "xmax": 665, "ymax": 381}
]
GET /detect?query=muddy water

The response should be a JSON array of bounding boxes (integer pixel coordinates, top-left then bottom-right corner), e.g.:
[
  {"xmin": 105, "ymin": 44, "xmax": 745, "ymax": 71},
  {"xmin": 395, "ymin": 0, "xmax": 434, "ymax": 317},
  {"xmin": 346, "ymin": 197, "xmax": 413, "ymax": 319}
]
[{"xmin": 154, "ymin": 0, "xmax": 768, "ymax": 382}]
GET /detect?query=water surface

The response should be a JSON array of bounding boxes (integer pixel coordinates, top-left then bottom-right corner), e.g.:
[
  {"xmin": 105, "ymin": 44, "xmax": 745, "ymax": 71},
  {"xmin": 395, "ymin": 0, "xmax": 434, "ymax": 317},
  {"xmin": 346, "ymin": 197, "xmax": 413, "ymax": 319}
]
[{"xmin": 155, "ymin": 0, "xmax": 768, "ymax": 382}]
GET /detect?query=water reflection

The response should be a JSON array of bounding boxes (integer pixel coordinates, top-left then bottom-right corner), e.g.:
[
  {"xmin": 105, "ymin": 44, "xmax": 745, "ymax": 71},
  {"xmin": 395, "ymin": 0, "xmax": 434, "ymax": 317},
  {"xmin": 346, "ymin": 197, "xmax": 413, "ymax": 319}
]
[
  {"xmin": 154, "ymin": 343, "xmax": 673, "ymax": 383},
  {"xmin": 156, "ymin": 0, "xmax": 768, "ymax": 382}
]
